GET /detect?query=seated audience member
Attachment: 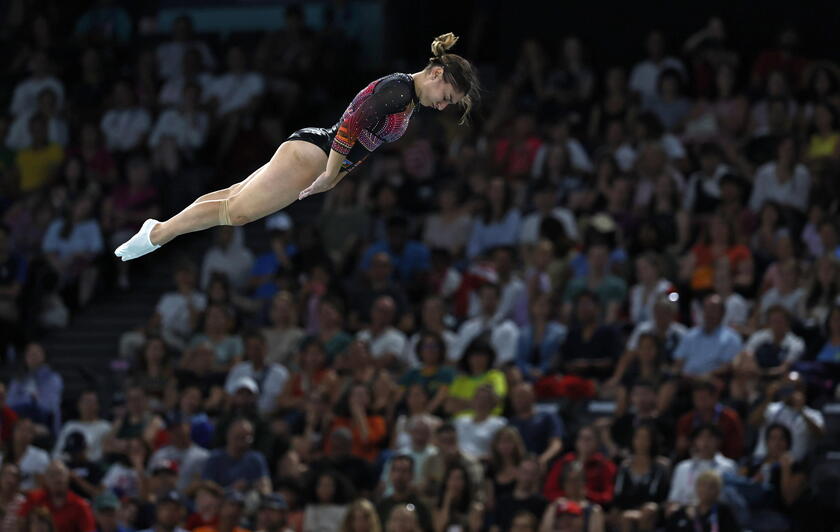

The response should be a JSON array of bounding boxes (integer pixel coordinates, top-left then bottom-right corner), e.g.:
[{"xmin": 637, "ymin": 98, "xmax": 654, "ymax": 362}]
[
  {"xmin": 453, "ymin": 384, "xmax": 506, "ymax": 460},
  {"xmin": 507, "ymin": 382, "xmax": 565, "ymax": 467},
  {"xmin": 539, "ymin": 461, "xmax": 606, "ymax": 532},
  {"xmin": 452, "ymin": 282, "xmax": 520, "ymax": 366},
  {"xmin": 558, "ymin": 290, "xmax": 622, "ymax": 380},
  {"xmin": 675, "ymin": 378, "xmax": 745, "ymax": 460},
  {"xmin": 515, "ymin": 293, "xmax": 567, "ymax": 381},
  {"xmin": 611, "ymin": 422, "xmax": 670, "ymax": 532},
  {"xmin": 356, "ymin": 295, "xmax": 409, "ymax": 372},
  {"xmin": 7, "ymin": 342, "xmax": 63, "ymax": 435},
  {"xmin": 52, "ymin": 390, "xmax": 111, "ymax": 462},
  {"xmin": 446, "ymin": 338, "xmax": 508, "ymax": 417},
  {"xmin": 376, "ymin": 455, "xmax": 434, "ymax": 532},
  {"xmin": 202, "ymin": 419, "xmax": 272, "ymax": 495},
  {"xmin": 324, "ymin": 384, "xmax": 386, "ymax": 463},
  {"xmin": 673, "ymin": 294, "xmax": 743, "ymax": 378},
  {"xmin": 224, "ymin": 329, "xmax": 289, "ymax": 417},
  {"xmin": 543, "ymin": 425, "xmax": 616, "ymax": 505},
  {"xmin": 666, "ymin": 470, "xmax": 741, "ymax": 532},
  {"xmin": 18, "ymin": 460, "xmax": 95, "ymax": 532},
  {"xmin": 420, "ymin": 424, "xmax": 484, "ymax": 511},
  {"xmin": 432, "ymin": 463, "xmax": 484, "ymax": 532},
  {"xmin": 490, "ymin": 457, "xmax": 547, "ymax": 532},
  {"xmin": 668, "ymin": 425, "xmax": 736, "ymax": 507}
]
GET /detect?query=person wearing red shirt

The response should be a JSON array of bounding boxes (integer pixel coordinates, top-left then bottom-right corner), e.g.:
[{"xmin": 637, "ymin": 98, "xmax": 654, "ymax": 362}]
[
  {"xmin": 543, "ymin": 425, "xmax": 616, "ymax": 505},
  {"xmin": 675, "ymin": 378, "xmax": 744, "ymax": 460},
  {"xmin": 0, "ymin": 382, "xmax": 19, "ymax": 445},
  {"xmin": 19, "ymin": 460, "xmax": 95, "ymax": 532}
]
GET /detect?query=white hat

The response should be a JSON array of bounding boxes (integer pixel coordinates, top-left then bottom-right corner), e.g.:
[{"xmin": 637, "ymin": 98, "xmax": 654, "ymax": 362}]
[
  {"xmin": 266, "ymin": 213, "xmax": 293, "ymax": 232},
  {"xmin": 228, "ymin": 376, "xmax": 259, "ymax": 395}
]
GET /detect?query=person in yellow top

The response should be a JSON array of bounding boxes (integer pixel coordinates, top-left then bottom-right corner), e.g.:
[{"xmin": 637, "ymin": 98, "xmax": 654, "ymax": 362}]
[
  {"xmin": 15, "ymin": 113, "xmax": 63, "ymax": 192},
  {"xmin": 806, "ymin": 102, "xmax": 840, "ymax": 172},
  {"xmin": 445, "ymin": 336, "xmax": 507, "ymax": 417}
]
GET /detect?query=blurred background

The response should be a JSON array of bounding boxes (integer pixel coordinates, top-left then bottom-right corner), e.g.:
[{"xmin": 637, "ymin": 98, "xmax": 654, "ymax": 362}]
[{"xmin": 1, "ymin": 1, "xmax": 840, "ymax": 532}]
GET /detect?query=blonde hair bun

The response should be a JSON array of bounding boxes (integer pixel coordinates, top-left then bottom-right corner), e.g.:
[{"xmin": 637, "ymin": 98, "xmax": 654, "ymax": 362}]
[{"xmin": 431, "ymin": 32, "xmax": 459, "ymax": 57}]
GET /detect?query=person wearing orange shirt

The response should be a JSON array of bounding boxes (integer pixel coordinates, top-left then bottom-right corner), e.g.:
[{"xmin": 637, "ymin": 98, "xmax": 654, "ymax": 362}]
[{"xmin": 324, "ymin": 384, "xmax": 386, "ymax": 463}]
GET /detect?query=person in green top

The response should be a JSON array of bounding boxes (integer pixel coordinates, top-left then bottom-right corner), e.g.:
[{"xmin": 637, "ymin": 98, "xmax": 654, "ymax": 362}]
[
  {"xmin": 399, "ymin": 331, "xmax": 456, "ymax": 415},
  {"xmin": 445, "ymin": 336, "xmax": 508, "ymax": 417}
]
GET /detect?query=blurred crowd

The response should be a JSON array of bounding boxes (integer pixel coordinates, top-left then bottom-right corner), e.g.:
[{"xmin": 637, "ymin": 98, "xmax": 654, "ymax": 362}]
[{"xmin": 0, "ymin": 2, "xmax": 839, "ymax": 532}]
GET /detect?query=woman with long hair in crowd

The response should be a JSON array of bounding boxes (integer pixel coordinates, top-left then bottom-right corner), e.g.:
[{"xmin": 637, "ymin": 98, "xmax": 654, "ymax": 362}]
[{"xmin": 115, "ymin": 33, "xmax": 480, "ymax": 261}]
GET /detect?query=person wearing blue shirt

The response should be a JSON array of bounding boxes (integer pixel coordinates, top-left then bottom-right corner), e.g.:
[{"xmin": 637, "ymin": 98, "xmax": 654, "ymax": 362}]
[
  {"xmin": 515, "ymin": 293, "xmax": 567, "ymax": 381},
  {"xmin": 360, "ymin": 215, "xmax": 430, "ymax": 284},
  {"xmin": 249, "ymin": 215, "xmax": 298, "ymax": 301},
  {"xmin": 201, "ymin": 418, "xmax": 271, "ymax": 494},
  {"xmin": 7, "ymin": 342, "xmax": 63, "ymax": 435},
  {"xmin": 674, "ymin": 294, "xmax": 743, "ymax": 377},
  {"xmin": 507, "ymin": 382, "xmax": 565, "ymax": 469}
]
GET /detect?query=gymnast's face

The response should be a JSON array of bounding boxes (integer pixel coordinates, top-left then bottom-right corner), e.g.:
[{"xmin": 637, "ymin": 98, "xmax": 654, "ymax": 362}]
[{"xmin": 422, "ymin": 66, "xmax": 465, "ymax": 111}]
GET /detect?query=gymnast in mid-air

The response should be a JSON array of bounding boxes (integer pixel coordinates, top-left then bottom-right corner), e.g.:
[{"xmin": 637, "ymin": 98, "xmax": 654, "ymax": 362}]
[{"xmin": 115, "ymin": 32, "xmax": 480, "ymax": 261}]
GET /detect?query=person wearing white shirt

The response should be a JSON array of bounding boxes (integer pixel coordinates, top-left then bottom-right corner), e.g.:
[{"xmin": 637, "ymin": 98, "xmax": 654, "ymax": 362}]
[
  {"xmin": 100, "ymin": 81, "xmax": 152, "ymax": 152},
  {"xmin": 158, "ymin": 48, "xmax": 212, "ymax": 108},
  {"xmin": 380, "ymin": 417, "xmax": 439, "ymax": 496},
  {"xmin": 4, "ymin": 419, "xmax": 50, "ymax": 491},
  {"xmin": 356, "ymin": 295, "xmax": 408, "ymax": 371},
  {"xmin": 454, "ymin": 384, "xmax": 506, "ymax": 460},
  {"xmin": 203, "ymin": 46, "xmax": 265, "ymax": 117},
  {"xmin": 749, "ymin": 137, "xmax": 810, "ymax": 213},
  {"xmin": 467, "ymin": 246, "xmax": 528, "ymax": 326},
  {"xmin": 52, "ymin": 390, "xmax": 111, "ymax": 462},
  {"xmin": 629, "ymin": 253, "xmax": 673, "ymax": 324},
  {"xmin": 224, "ymin": 331, "xmax": 289, "ymax": 417},
  {"xmin": 148, "ymin": 415, "xmax": 210, "ymax": 493},
  {"xmin": 9, "ymin": 52, "xmax": 65, "ymax": 117},
  {"xmin": 743, "ymin": 307, "xmax": 806, "ymax": 370},
  {"xmin": 6, "ymin": 87, "xmax": 68, "ymax": 150},
  {"xmin": 404, "ymin": 296, "xmax": 458, "ymax": 367},
  {"xmin": 454, "ymin": 283, "xmax": 520, "ymax": 366},
  {"xmin": 682, "ymin": 144, "xmax": 730, "ymax": 214},
  {"xmin": 156, "ymin": 15, "xmax": 216, "ymax": 80},
  {"xmin": 750, "ymin": 374, "xmax": 825, "ymax": 462},
  {"xmin": 155, "ymin": 263, "xmax": 208, "ymax": 350},
  {"xmin": 667, "ymin": 425, "xmax": 736, "ymax": 507},
  {"xmin": 149, "ymin": 82, "xmax": 209, "ymax": 152},
  {"xmin": 629, "ymin": 31, "xmax": 687, "ymax": 100},
  {"xmin": 518, "ymin": 182, "xmax": 579, "ymax": 246},
  {"xmin": 200, "ymin": 227, "xmax": 254, "ymax": 292}
]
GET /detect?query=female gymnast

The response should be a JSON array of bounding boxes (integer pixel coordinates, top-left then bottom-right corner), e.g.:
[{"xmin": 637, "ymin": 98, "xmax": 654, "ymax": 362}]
[{"xmin": 115, "ymin": 32, "xmax": 480, "ymax": 261}]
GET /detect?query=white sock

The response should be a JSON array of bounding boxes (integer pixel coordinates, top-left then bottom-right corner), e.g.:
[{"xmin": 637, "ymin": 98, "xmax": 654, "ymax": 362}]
[{"xmin": 114, "ymin": 219, "xmax": 162, "ymax": 261}]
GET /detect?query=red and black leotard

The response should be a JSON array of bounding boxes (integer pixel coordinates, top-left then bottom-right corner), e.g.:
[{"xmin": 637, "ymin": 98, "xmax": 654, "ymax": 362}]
[{"xmin": 286, "ymin": 72, "xmax": 420, "ymax": 174}]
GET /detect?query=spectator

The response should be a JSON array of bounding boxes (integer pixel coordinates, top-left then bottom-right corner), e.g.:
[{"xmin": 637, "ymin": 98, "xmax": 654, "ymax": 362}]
[
  {"xmin": 149, "ymin": 82, "xmax": 209, "ymax": 153},
  {"xmin": 202, "ymin": 419, "xmax": 271, "ymax": 495},
  {"xmin": 681, "ymin": 215, "xmax": 753, "ymax": 295},
  {"xmin": 59, "ymin": 433, "xmax": 103, "ymax": 499},
  {"xmin": 563, "ymin": 244, "xmax": 627, "ymax": 324},
  {"xmin": 383, "ymin": 504, "xmax": 422, "ymax": 532},
  {"xmin": 203, "ymin": 46, "xmax": 264, "ymax": 118},
  {"xmin": 675, "ymin": 378, "xmax": 745, "ymax": 460},
  {"xmin": 136, "ymin": 491, "xmax": 188, "ymax": 532},
  {"xmin": 154, "ymin": 260, "xmax": 207, "ymax": 351},
  {"xmin": 6, "ymin": 419, "xmax": 49, "ymax": 491},
  {"xmin": 344, "ymin": 252, "xmax": 409, "ymax": 328},
  {"xmin": 277, "ymin": 337, "xmax": 337, "ymax": 418},
  {"xmin": 452, "ymin": 283, "xmax": 520, "ymax": 366},
  {"xmin": 644, "ymin": 68, "xmax": 692, "ymax": 132},
  {"xmin": 625, "ymin": 295, "xmax": 687, "ymax": 360},
  {"xmin": 420, "ymin": 424, "xmax": 484, "ymax": 512},
  {"xmin": 74, "ymin": 0, "xmax": 132, "ymax": 44},
  {"xmin": 255, "ymin": 494, "xmax": 293, "ymax": 532},
  {"xmin": 324, "ymin": 384, "xmax": 386, "ymax": 463},
  {"xmin": 629, "ymin": 253, "xmax": 674, "ymax": 324},
  {"xmin": 104, "ymin": 385, "xmax": 163, "ymax": 456},
  {"xmin": 261, "ymin": 291, "xmax": 305, "ymax": 368},
  {"xmin": 538, "ymin": 463, "xmax": 606, "ymax": 532},
  {"xmin": 248, "ymin": 214, "xmax": 297, "ymax": 302},
  {"xmin": 606, "ymin": 333, "xmax": 676, "ymax": 416},
  {"xmin": 516, "ymin": 292, "xmax": 566, "ymax": 381},
  {"xmin": 453, "ymin": 384, "xmax": 506, "ymax": 460},
  {"xmin": 224, "ymin": 329, "xmax": 289, "ymax": 417},
  {"xmin": 756, "ymin": 260, "xmax": 805, "ymax": 322},
  {"xmin": 184, "ymin": 482, "xmax": 222, "ymax": 530},
  {"xmin": 187, "ymin": 305, "xmax": 244, "ymax": 371},
  {"xmin": 558, "ymin": 290, "xmax": 622, "ymax": 380},
  {"xmin": 467, "ymin": 177, "xmax": 522, "ymax": 259},
  {"xmin": 0, "ymin": 463, "xmax": 24, "ymax": 532},
  {"xmin": 601, "ymin": 379, "xmax": 675, "ymax": 457},
  {"xmin": 665, "ymin": 470, "xmax": 741, "ymax": 532},
  {"xmin": 92, "ymin": 492, "xmax": 127, "ymax": 532},
  {"xmin": 611, "ymin": 422, "xmax": 670, "ymax": 532},
  {"xmin": 422, "ymin": 186, "xmax": 472, "ymax": 258},
  {"xmin": 7, "ymin": 342, "xmax": 63, "ymax": 435},
  {"xmin": 385, "ymin": 415, "xmax": 439, "ymax": 489},
  {"xmin": 192, "ymin": 490, "xmax": 248, "ymax": 532},
  {"xmin": 403, "ymin": 297, "xmax": 458, "ymax": 367},
  {"xmin": 361, "ymin": 215, "xmax": 431, "ymax": 286},
  {"xmin": 100, "ymin": 438, "xmax": 148, "ymax": 499},
  {"xmin": 673, "ymin": 294, "xmax": 743, "ymax": 378},
  {"xmin": 376, "ymin": 455, "xmax": 433, "ymax": 532},
  {"xmin": 156, "ymin": 16, "xmax": 215, "ymax": 81},
  {"xmin": 130, "ymin": 337, "xmax": 173, "ymax": 408},
  {"xmin": 432, "ymin": 463, "xmax": 483, "ymax": 532},
  {"xmin": 340, "ymin": 499, "xmax": 380, "ymax": 532},
  {"xmin": 508, "ymin": 382, "xmax": 565, "ymax": 467},
  {"xmin": 100, "ymin": 81, "xmax": 152, "ymax": 153},
  {"xmin": 682, "ymin": 143, "xmax": 731, "ymax": 215},
  {"xmin": 15, "ymin": 113, "xmax": 64, "ymax": 193},
  {"xmin": 749, "ymin": 136, "xmax": 810, "ymax": 214},
  {"xmin": 148, "ymin": 414, "xmax": 210, "ymax": 494},
  {"xmin": 667, "ymin": 425, "xmax": 736, "ymax": 507},
  {"xmin": 518, "ymin": 181, "xmax": 578, "ymax": 248},
  {"xmin": 446, "ymin": 338, "xmax": 507, "ymax": 417},
  {"xmin": 302, "ymin": 471, "xmax": 352, "ymax": 532},
  {"xmin": 630, "ymin": 30, "xmax": 687, "ymax": 100},
  {"xmin": 9, "ymin": 52, "xmax": 64, "ymax": 118},
  {"xmin": 51, "ymin": 390, "xmax": 111, "ymax": 462},
  {"xmin": 749, "ymin": 374, "xmax": 825, "ymax": 462},
  {"xmin": 490, "ymin": 456, "xmax": 546, "ymax": 532},
  {"xmin": 200, "ymin": 228, "xmax": 254, "ymax": 293},
  {"xmin": 19, "ymin": 461, "xmax": 95, "ymax": 532},
  {"xmin": 356, "ymin": 295, "xmax": 409, "ymax": 372},
  {"xmin": 543, "ymin": 425, "xmax": 616, "ymax": 505},
  {"xmin": 6, "ymin": 87, "xmax": 68, "ymax": 150},
  {"xmin": 0, "ymin": 382, "xmax": 19, "ymax": 447}
]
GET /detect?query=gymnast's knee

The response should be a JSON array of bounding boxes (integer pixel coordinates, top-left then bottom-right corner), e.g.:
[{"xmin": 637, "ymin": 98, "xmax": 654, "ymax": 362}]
[{"xmin": 218, "ymin": 198, "xmax": 251, "ymax": 227}]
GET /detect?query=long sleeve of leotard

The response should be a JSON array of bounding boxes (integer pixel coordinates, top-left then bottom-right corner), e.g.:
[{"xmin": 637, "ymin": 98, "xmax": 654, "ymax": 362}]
[{"xmin": 331, "ymin": 75, "xmax": 413, "ymax": 156}]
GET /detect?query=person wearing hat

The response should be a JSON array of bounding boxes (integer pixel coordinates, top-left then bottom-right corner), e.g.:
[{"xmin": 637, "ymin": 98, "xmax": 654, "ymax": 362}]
[
  {"xmin": 92, "ymin": 491, "xmax": 130, "ymax": 532},
  {"xmin": 148, "ymin": 413, "xmax": 210, "ymax": 494},
  {"xmin": 62, "ymin": 431, "xmax": 104, "ymax": 499},
  {"xmin": 199, "ymin": 226, "xmax": 254, "ymax": 292},
  {"xmin": 224, "ymin": 330, "xmax": 289, "ymax": 417},
  {"xmin": 192, "ymin": 490, "xmax": 249, "ymax": 532},
  {"xmin": 136, "ymin": 491, "xmax": 187, "ymax": 532},
  {"xmin": 211, "ymin": 377, "xmax": 274, "ymax": 460},
  {"xmin": 255, "ymin": 494, "xmax": 292, "ymax": 532},
  {"xmin": 249, "ymin": 213, "xmax": 298, "ymax": 301}
]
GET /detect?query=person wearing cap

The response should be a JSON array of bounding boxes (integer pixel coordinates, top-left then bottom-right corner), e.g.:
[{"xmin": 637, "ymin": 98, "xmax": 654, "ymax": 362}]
[
  {"xmin": 249, "ymin": 213, "xmax": 298, "ymax": 301},
  {"xmin": 136, "ymin": 491, "xmax": 188, "ymax": 532},
  {"xmin": 148, "ymin": 413, "xmax": 210, "ymax": 494},
  {"xmin": 225, "ymin": 330, "xmax": 289, "ymax": 417},
  {"xmin": 61, "ymin": 431, "xmax": 104, "ymax": 499},
  {"xmin": 202, "ymin": 419, "xmax": 272, "ymax": 496},
  {"xmin": 18, "ymin": 460, "xmax": 96, "ymax": 532},
  {"xmin": 200, "ymin": 227, "xmax": 254, "ymax": 292},
  {"xmin": 52, "ymin": 390, "xmax": 112, "ymax": 463},
  {"xmin": 255, "ymin": 494, "xmax": 292, "ymax": 532},
  {"xmin": 212, "ymin": 376, "xmax": 274, "ymax": 459},
  {"xmin": 92, "ymin": 491, "xmax": 130, "ymax": 532},
  {"xmin": 192, "ymin": 490, "xmax": 249, "ymax": 532}
]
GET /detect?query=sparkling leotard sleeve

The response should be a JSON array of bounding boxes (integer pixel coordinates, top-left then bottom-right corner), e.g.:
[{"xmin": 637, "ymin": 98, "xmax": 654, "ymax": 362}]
[{"xmin": 331, "ymin": 73, "xmax": 416, "ymax": 157}]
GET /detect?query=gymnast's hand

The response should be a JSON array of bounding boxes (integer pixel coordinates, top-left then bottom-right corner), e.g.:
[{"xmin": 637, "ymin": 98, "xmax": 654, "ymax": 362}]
[{"xmin": 298, "ymin": 171, "xmax": 339, "ymax": 200}]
